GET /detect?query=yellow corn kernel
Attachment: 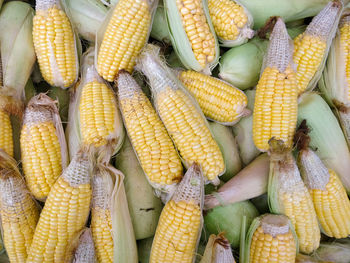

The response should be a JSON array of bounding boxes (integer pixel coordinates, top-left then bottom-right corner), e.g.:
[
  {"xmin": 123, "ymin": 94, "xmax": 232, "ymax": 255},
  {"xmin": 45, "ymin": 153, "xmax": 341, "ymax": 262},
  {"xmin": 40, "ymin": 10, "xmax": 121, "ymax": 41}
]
[
  {"xmin": 97, "ymin": 0, "xmax": 153, "ymax": 81},
  {"xmin": 311, "ymin": 170, "xmax": 350, "ymax": 238},
  {"xmin": 175, "ymin": 0, "xmax": 216, "ymax": 67},
  {"xmin": 21, "ymin": 94, "xmax": 67, "ymax": 200},
  {"xmin": 339, "ymin": 16, "xmax": 350, "ymax": 102},
  {"xmin": 27, "ymin": 150, "xmax": 92, "ymax": 263},
  {"xmin": 33, "ymin": 1, "xmax": 78, "ymax": 88},
  {"xmin": 150, "ymin": 164, "xmax": 203, "ymax": 263},
  {"xmin": 0, "ymin": 151, "xmax": 39, "ymax": 263},
  {"xmin": 179, "ymin": 70, "xmax": 248, "ymax": 124},
  {"xmin": 79, "ymin": 80, "xmax": 118, "ymax": 147},
  {"xmin": 118, "ymin": 71, "xmax": 183, "ymax": 190},
  {"xmin": 249, "ymin": 215, "xmax": 296, "ymax": 263},
  {"xmin": 0, "ymin": 109, "xmax": 13, "ymax": 157},
  {"xmin": 208, "ymin": 0, "xmax": 248, "ymax": 40}
]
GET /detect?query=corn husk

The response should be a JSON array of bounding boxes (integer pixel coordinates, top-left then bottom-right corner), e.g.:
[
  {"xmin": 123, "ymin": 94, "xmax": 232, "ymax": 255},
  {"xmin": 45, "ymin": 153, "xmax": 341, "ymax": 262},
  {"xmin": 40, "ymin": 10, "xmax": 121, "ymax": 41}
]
[
  {"xmin": 296, "ymin": 254, "xmax": 322, "ymax": 263},
  {"xmin": 209, "ymin": 121, "xmax": 242, "ymax": 182},
  {"xmin": 242, "ymin": 214, "xmax": 298, "ymax": 263},
  {"xmin": 199, "ymin": 233, "xmax": 235, "ymax": 263},
  {"xmin": 164, "ymin": 0, "xmax": 219, "ymax": 74},
  {"xmin": 167, "ymin": 51, "xmax": 185, "ymax": 68},
  {"xmin": 24, "ymin": 78, "xmax": 36, "ymax": 105},
  {"xmin": 219, "ymin": 25, "xmax": 306, "ymax": 90},
  {"xmin": 138, "ymin": 237, "xmax": 153, "ymax": 263},
  {"xmin": 204, "ymin": 200, "xmax": 259, "ymax": 248},
  {"xmin": 250, "ymin": 193, "xmax": 269, "ymax": 214},
  {"xmin": 65, "ymin": 0, "xmax": 108, "ymax": 42},
  {"xmin": 232, "ymin": 89, "xmax": 260, "ymax": 165},
  {"xmin": 115, "ymin": 137, "xmax": 163, "ymax": 240},
  {"xmin": 66, "ymin": 48, "xmax": 124, "ymax": 160},
  {"xmin": 150, "ymin": 1, "xmax": 171, "ymax": 44},
  {"xmin": 298, "ymin": 92, "xmax": 350, "ymax": 193},
  {"xmin": 0, "ymin": 1, "xmax": 35, "ymax": 99},
  {"xmin": 204, "ymin": 154, "xmax": 269, "ymax": 210},
  {"xmin": 313, "ymin": 239, "xmax": 350, "ymax": 263},
  {"xmin": 239, "ymin": 0, "xmax": 332, "ymax": 29},
  {"xmin": 71, "ymin": 228, "xmax": 96, "ymax": 263}
]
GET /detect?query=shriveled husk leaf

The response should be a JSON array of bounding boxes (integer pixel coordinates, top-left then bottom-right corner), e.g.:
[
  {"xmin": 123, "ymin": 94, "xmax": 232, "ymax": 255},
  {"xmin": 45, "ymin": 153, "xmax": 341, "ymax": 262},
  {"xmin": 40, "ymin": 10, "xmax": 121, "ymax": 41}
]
[
  {"xmin": 65, "ymin": 0, "xmax": 107, "ymax": 42},
  {"xmin": 239, "ymin": 0, "xmax": 332, "ymax": 29},
  {"xmin": 67, "ymin": 228, "xmax": 96, "ymax": 263},
  {"xmin": 242, "ymin": 214, "xmax": 298, "ymax": 263},
  {"xmin": 204, "ymin": 154, "xmax": 269, "ymax": 210},
  {"xmin": 0, "ymin": 1, "xmax": 35, "ymax": 99},
  {"xmin": 313, "ymin": 239, "xmax": 350, "ymax": 263},
  {"xmin": 115, "ymin": 137, "xmax": 163, "ymax": 240},
  {"xmin": 66, "ymin": 48, "xmax": 124, "ymax": 160},
  {"xmin": 232, "ymin": 89, "xmax": 259, "ymax": 165},
  {"xmin": 138, "ymin": 237, "xmax": 153, "ymax": 263},
  {"xmin": 150, "ymin": 1, "xmax": 171, "ymax": 44},
  {"xmin": 298, "ymin": 92, "xmax": 350, "ymax": 193},
  {"xmin": 209, "ymin": 121, "xmax": 242, "ymax": 182},
  {"xmin": 199, "ymin": 233, "xmax": 235, "ymax": 263},
  {"xmin": 164, "ymin": 0, "xmax": 219, "ymax": 74},
  {"xmin": 204, "ymin": 200, "xmax": 259, "ymax": 248},
  {"xmin": 219, "ymin": 25, "xmax": 306, "ymax": 90}
]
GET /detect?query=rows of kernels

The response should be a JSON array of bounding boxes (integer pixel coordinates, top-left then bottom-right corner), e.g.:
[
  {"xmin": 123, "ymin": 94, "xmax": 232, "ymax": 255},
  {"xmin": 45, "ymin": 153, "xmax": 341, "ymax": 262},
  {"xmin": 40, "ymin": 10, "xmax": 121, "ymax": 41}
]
[
  {"xmin": 21, "ymin": 122, "xmax": 62, "ymax": 200},
  {"xmin": 0, "ymin": 110, "xmax": 13, "ymax": 157},
  {"xmin": 32, "ymin": 7, "xmax": 77, "ymax": 88},
  {"xmin": 340, "ymin": 21, "xmax": 350, "ymax": 102},
  {"xmin": 281, "ymin": 189, "xmax": 320, "ymax": 254},
  {"xmin": 176, "ymin": 0, "xmax": 216, "ymax": 67},
  {"xmin": 91, "ymin": 208, "xmax": 113, "ymax": 263},
  {"xmin": 249, "ymin": 226, "xmax": 296, "ymax": 263},
  {"xmin": 253, "ymin": 67, "xmax": 298, "ymax": 152},
  {"xmin": 179, "ymin": 70, "xmax": 247, "ymax": 123},
  {"xmin": 208, "ymin": 0, "xmax": 248, "ymax": 40},
  {"xmin": 97, "ymin": 0, "xmax": 151, "ymax": 81},
  {"xmin": 79, "ymin": 81, "xmax": 117, "ymax": 147},
  {"xmin": 120, "ymin": 92, "xmax": 183, "ymax": 185},
  {"xmin": 150, "ymin": 200, "xmax": 201, "ymax": 263},
  {"xmin": 27, "ymin": 178, "xmax": 91, "ymax": 263},
  {"xmin": 311, "ymin": 170, "xmax": 350, "ymax": 238},
  {"xmin": 0, "ymin": 178, "xmax": 39, "ymax": 263},
  {"xmin": 156, "ymin": 87, "xmax": 224, "ymax": 181},
  {"xmin": 293, "ymin": 34, "xmax": 327, "ymax": 94}
]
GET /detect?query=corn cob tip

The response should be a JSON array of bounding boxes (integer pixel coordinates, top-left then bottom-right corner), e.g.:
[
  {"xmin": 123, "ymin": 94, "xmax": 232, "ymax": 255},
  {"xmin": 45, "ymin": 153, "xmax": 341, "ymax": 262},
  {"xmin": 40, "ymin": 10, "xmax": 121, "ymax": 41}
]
[
  {"xmin": 172, "ymin": 163, "xmax": 203, "ymax": 205},
  {"xmin": 35, "ymin": 0, "xmax": 61, "ymax": 11},
  {"xmin": 260, "ymin": 214, "xmax": 291, "ymax": 237},
  {"xmin": 116, "ymin": 70, "xmax": 143, "ymax": 99},
  {"xmin": 268, "ymin": 137, "xmax": 290, "ymax": 157},
  {"xmin": 72, "ymin": 228, "xmax": 95, "ymax": 263},
  {"xmin": 0, "ymin": 92, "xmax": 24, "ymax": 118},
  {"xmin": 92, "ymin": 164, "xmax": 114, "ymax": 209}
]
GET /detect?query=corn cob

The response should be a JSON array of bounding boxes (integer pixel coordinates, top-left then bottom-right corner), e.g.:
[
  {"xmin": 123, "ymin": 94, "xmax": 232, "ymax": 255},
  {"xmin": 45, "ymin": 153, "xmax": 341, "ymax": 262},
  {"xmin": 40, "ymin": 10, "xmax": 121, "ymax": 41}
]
[
  {"xmin": 252, "ymin": 18, "xmax": 298, "ymax": 152},
  {"xmin": 66, "ymin": 48, "xmax": 124, "ymax": 159},
  {"xmin": 200, "ymin": 233, "xmax": 235, "ymax": 263},
  {"xmin": 72, "ymin": 228, "xmax": 96, "ymax": 263},
  {"xmin": 177, "ymin": 70, "xmax": 249, "ymax": 125},
  {"xmin": 136, "ymin": 44, "xmax": 225, "ymax": 185},
  {"xmin": 208, "ymin": 0, "xmax": 254, "ymax": 47},
  {"xmin": 33, "ymin": 0, "xmax": 79, "ymax": 88},
  {"xmin": 243, "ymin": 214, "xmax": 297, "ymax": 263},
  {"xmin": 268, "ymin": 139, "xmax": 320, "ymax": 254},
  {"xmin": 164, "ymin": 0, "xmax": 219, "ymax": 73},
  {"xmin": 293, "ymin": 0, "xmax": 342, "ymax": 94},
  {"xmin": 150, "ymin": 163, "xmax": 203, "ymax": 263},
  {"xmin": 96, "ymin": 0, "xmax": 158, "ymax": 81},
  {"xmin": 27, "ymin": 148, "xmax": 92, "ymax": 263},
  {"xmin": 295, "ymin": 124, "xmax": 350, "ymax": 238},
  {"xmin": 117, "ymin": 70, "xmax": 183, "ymax": 194},
  {"xmin": 20, "ymin": 93, "xmax": 68, "ymax": 200},
  {"xmin": 0, "ymin": 150, "xmax": 39, "ymax": 263}
]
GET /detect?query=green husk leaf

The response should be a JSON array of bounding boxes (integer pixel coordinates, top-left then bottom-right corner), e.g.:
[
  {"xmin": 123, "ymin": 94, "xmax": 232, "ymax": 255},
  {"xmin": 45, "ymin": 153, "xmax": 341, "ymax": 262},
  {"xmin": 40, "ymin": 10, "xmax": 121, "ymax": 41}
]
[
  {"xmin": 24, "ymin": 78, "xmax": 36, "ymax": 105},
  {"xmin": 209, "ymin": 121, "xmax": 242, "ymax": 182},
  {"xmin": 167, "ymin": 51, "xmax": 185, "ymax": 68},
  {"xmin": 204, "ymin": 201, "xmax": 259, "ymax": 248},
  {"xmin": 297, "ymin": 92, "xmax": 350, "ymax": 193},
  {"xmin": 0, "ymin": 1, "xmax": 35, "ymax": 98},
  {"xmin": 137, "ymin": 237, "xmax": 153, "ymax": 263},
  {"xmin": 115, "ymin": 137, "xmax": 163, "ymax": 240},
  {"xmin": 164, "ymin": 0, "xmax": 219, "ymax": 73},
  {"xmin": 314, "ymin": 239, "xmax": 350, "ymax": 263},
  {"xmin": 150, "ymin": 1, "xmax": 171, "ymax": 44},
  {"xmin": 250, "ymin": 193, "xmax": 269, "ymax": 214}
]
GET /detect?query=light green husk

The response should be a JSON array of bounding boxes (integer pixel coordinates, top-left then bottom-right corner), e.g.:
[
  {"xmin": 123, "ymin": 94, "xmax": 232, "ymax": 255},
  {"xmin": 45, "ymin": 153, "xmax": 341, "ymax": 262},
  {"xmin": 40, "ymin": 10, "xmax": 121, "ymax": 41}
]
[
  {"xmin": 297, "ymin": 92, "xmax": 350, "ymax": 193},
  {"xmin": 314, "ymin": 239, "xmax": 350, "ymax": 263},
  {"xmin": 199, "ymin": 233, "xmax": 235, "ymax": 263},
  {"xmin": 0, "ymin": 1, "xmax": 35, "ymax": 99},
  {"xmin": 239, "ymin": 0, "xmax": 331, "ymax": 29},
  {"xmin": 164, "ymin": 0, "xmax": 220, "ymax": 73},
  {"xmin": 65, "ymin": 0, "xmax": 108, "ymax": 42},
  {"xmin": 219, "ymin": 25, "xmax": 306, "ymax": 90},
  {"xmin": 137, "ymin": 237, "xmax": 153, "ymax": 263},
  {"xmin": 167, "ymin": 51, "xmax": 185, "ymax": 68},
  {"xmin": 150, "ymin": 1, "xmax": 171, "ymax": 44},
  {"xmin": 242, "ymin": 214, "xmax": 298, "ymax": 263},
  {"xmin": 233, "ymin": 89, "xmax": 259, "ymax": 165},
  {"xmin": 115, "ymin": 137, "xmax": 163, "ymax": 240},
  {"xmin": 48, "ymin": 86, "xmax": 70, "ymax": 124},
  {"xmin": 204, "ymin": 200, "xmax": 259, "ymax": 248},
  {"xmin": 209, "ymin": 121, "xmax": 242, "ymax": 182}
]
